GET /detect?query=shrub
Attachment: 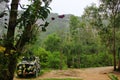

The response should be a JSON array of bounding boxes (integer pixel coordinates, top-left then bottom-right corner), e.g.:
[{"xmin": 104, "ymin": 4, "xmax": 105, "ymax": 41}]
[
  {"xmin": 80, "ymin": 52, "xmax": 113, "ymax": 68},
  {"xmin": 108, "ymin": 74, "xmax": 119, "ymax": 80},
  {"xmin": 34, "ymin": 47, "xmax": 50, "ymax": 68},
  {"xmin": 34, "ymin": 47, "xmax": 67, "ymax": 69},
  {"xmin": 47, "ymin": 51, "xmax": 67, "ymax": 69}
]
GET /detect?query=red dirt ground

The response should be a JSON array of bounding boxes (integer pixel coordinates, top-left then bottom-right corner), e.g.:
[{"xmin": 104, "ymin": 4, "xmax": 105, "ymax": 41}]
[{"xmin": 14, "ymin": 66, "xmax": 120, "ymax": 80}]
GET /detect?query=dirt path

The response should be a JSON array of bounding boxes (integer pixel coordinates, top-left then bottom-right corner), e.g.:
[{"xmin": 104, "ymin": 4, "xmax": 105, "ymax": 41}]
[{"xmin": 14, "ymin": 66, "xmax": 120, "ymax": 80}]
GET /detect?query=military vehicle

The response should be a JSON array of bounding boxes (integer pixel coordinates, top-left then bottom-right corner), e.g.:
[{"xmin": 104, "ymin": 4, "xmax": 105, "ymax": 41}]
[{"xmin": 17, "ymin": 56, "xmax": 40, "ymax": 77}]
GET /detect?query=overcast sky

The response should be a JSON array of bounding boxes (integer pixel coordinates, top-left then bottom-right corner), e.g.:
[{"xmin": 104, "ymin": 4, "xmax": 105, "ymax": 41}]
[
  {"xmin": 19, "ymin": 0, "xmax": 99, "ymax": 16},
  {"xmin": 49, "ymin": 0, "xmax": 99, "ymax": 16}
]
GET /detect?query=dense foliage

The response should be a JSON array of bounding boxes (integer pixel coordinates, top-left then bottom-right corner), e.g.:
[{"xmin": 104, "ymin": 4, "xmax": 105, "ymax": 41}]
[
  {"xmin": 19, "ymin": 1, "xmax": 119, "ymax": 69},
  {"xmin": 0, "ymin": 0, "xmax": 52, "ymax": 79},
  {"xmin": 0, "ymin": 0, "xmax": 120, "ymax": 79}
]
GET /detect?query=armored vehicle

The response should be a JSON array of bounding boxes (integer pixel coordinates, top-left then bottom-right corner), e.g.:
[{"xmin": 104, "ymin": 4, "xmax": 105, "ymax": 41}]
[{"xmin": 17, "ymin": 56, "xmax": 40, "ymax": 77}]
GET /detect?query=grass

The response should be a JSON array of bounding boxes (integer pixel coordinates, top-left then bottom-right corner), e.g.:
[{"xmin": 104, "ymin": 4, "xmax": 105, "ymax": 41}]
[
  {"xmin": 16, "ymin": 78, "xmax": 82, "ymax": 80},
  {"xmin": 39, "ymin": 78, "xmax": 82, "ymax": 80},
  {"xmin": 39, "ymin": 69, "xmax": 51, "ymax": 76},
  {"xmin": 108, "ymin": 74, "xmax": 119, "ymax": 80}
]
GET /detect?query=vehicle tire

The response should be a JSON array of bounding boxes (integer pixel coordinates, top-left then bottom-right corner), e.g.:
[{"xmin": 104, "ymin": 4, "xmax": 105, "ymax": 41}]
[
  {"xmin": 17, "ymin": 75, "xmax": 23, "ymax": 78},
  {"xmin": 34, "ymin": 70, "xmax": 38, "ymax": 77},
  {"xmin": 38, "ymin": 68, "xmax": 40, "ymax": 73}
]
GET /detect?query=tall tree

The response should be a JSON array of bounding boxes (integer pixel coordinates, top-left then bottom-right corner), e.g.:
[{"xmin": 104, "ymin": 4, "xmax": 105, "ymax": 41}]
[
  {"xmin": 69, "ymin": 15, "xmax": 80, "ymax": 41},
  {"xmin": 44, "ymin": 33, "xmax": 62, "ymax": 52},
  {"xmin": 69, "ymin": 15, "xmax": 79, "ymax": 67},
  {"xmin": 99, "ymin": 0, "xmax": 120, "ymax": 70},
  {"xmin": 81, "ymin": 4, "xmax": 102, "ymax": 54},
  {"xmin": 0, "ymin": 0, "xmax": 51, "ymax": 79}
]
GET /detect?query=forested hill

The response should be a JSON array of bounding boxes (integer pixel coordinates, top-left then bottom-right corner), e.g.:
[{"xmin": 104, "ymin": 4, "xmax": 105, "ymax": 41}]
[
  {"xmin": 0, "ymin": 12, "xmax": 73, "ymax": 39},
  {"xmin": 39, "ymin": 13, "xmax": 73, "ymax": 39}
]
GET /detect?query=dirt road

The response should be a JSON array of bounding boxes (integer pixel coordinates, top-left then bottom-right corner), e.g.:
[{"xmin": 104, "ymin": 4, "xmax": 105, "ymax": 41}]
[{"xmin": 14, "ymin": 66, "xmax": 120, "ymax": 80}]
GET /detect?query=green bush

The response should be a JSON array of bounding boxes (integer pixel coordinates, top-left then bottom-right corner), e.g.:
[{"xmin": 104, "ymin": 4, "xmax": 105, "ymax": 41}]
[
  {"xmin": 108, "ymin": 74, "xmax": 119, "ymax": 80},
  {"xmin": 34, "ymin": 47, "xmax": 50, "ymax": 68},
  {"xmin": 80, "ymin": 52, "xmax": 113, "ymax": 68},
  {"xmin": 33, "ymin": 47, "xmax": 67, "ymax": 69},
  {"xmin": 0, "ymin": 52, "xmax": 9, "ymax": 79},
  {"xmin": 27, "ymin": 45, "xmax": 113, "ymax": 69},
  {"xmin": 47, "ymin": 51, "xmax": 67, "ymax": 69}
]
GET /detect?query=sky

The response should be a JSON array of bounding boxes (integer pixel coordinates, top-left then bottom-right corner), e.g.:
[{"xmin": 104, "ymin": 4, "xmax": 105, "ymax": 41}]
[
  {"xmin": 49, "ymin": 0, "xmax": 99, "ymax": 16},
  {"xmin": 15, "ymin": 0, "xmax": 99, "ymax": 16}
]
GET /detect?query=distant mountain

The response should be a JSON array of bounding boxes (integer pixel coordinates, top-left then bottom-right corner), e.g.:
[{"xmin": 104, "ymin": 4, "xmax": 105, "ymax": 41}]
[
  {"xmin": 0, "ymin": 11, "xmax": 72, "ymax": 40},
  {"xmin": 39, "ymin": 13, "xmax": 72, "ymax": 40}
]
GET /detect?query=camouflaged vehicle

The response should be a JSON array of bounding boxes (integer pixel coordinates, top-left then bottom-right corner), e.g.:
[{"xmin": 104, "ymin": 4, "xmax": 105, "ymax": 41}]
[{"xmin": 17, "ymin": 56, "xmax": 40, "ymax": 77}]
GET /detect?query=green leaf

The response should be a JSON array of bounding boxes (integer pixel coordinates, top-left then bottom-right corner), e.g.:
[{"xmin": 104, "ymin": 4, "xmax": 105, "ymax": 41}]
[
  {"xmin": 42, "ymin": 27, "xmax": 46, "ymax": 32},
  {"xmin": 44, "ymin": 21, "xmax": 49, "ymax": 27}
]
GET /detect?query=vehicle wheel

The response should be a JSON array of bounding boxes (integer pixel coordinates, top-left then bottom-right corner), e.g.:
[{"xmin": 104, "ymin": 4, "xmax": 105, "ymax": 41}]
[
  {"xmin": 38, "ymin": 68, "xmax": 40, "ymax": 73},
  {"xmin": 35, "ymin": 70, "xmax": 38, "ymax": 77},
  {"xmin": 17, "ymin": 75, "xmax": 23, "ymax": 78}
]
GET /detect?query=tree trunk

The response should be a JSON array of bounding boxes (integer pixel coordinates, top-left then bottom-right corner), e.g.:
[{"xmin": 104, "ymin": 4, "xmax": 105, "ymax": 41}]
[
  {"xmin": 118, "ymin": 48, "xmax": 120, "ymax": 71},
  {"xmin": 118, "ymin": 60, "xmax": 120, "ymax": 71},
  {"xmin": 113, "ymin": 15, "xmax": 116, "ymax": 71},
  {"xmin": 3, "ymin": 0, "xmax": 19, "ymax": 79},
  {"xmin": 78, "ymin": 53, "xmax": 80, "ymax": 68},
  {"xmin": 8, "ymin": 56, "xmax": 17, "ymax": 80},
  {"xmin": 5, "ymin": 0, "xmax": 19, "ymax": 49},
  {"xmin": 72, "ymin": 57, "xmax": 74, "ymax": 68},
  {"xmin": 59, "ymin": 52, "xmax": 62, "ymax": 70},
  {"xmin": 0, "ymin": 55, "xmax": 17, "ymax": 80}
]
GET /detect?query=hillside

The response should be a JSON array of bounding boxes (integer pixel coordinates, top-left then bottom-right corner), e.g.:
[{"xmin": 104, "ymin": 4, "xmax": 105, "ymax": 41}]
[
  {"xmin": 0, "ymin": 12, "xmax": 72, "ymax": 39},
  {"xmin": 39, "ymin": 13, "xmax": 72, "ymax": 40}
]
